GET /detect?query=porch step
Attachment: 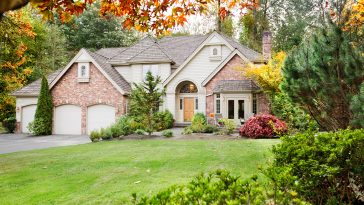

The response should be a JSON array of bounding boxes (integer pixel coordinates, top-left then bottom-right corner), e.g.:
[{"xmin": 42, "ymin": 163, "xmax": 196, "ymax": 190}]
[{"xmin": 174, "ymin": 122, "xmax": 191, "ymax": 127}]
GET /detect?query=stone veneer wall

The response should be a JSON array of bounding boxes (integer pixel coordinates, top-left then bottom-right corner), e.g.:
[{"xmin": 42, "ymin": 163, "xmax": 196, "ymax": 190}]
[
  {"xmin": 204, "ymin": 54, "xmax": 270, "ymax": 117},
  {"xmin": 51, "ymin": 63, "xmax": 126, "ymax": 134}
]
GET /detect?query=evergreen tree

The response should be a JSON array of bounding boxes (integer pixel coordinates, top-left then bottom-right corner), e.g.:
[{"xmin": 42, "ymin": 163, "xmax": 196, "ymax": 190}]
[
  {"xmin": 350, "ymin": 83, "xmax": 364, "ymax": 128},
  {"xmin": 129, "ymin": 71, "xmax": 166, "ymax": 136},
  {"xmin": 31, "ymin": 76, "xmax": 53, "ymax": 135},
  {"xmin": 281, "ymin": 23, "xmax": 364, "ymax": 131}
]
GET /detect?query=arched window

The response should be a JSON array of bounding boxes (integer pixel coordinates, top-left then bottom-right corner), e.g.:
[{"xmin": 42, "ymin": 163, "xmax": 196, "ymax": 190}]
[
  {"xmin": 180, "ymin": 82, "xmax": 198, "ymax": 93},
  {"xmin": 213, "ymin": 48, "xmax": 218, "ymax": 55}
]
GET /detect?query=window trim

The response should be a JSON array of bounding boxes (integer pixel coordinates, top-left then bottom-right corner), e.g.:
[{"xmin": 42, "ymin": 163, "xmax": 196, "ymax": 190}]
[
  {"xmin": 252, "ymin": 93, "xmax": 257, "ymax": 114},
  {"xmin": 215, "ymin": 94, "xmax": 221, "ymax": 114},
  {"xmin": 77, "ymin": 62, "xmax": 90, "ymax": 82},
  {"xmin": 195, "ymin": 97, "xmax": 198, "ymax": 110},
  {"xmin": 180, "ymin": 98, "xmax": 183, "ymax": 110}
]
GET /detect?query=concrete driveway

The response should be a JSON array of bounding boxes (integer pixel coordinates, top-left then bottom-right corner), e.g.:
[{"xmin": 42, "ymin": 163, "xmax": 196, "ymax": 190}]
[{"xmin": 0, "ymin": 134, "xmax": 91, "ymax": 154}]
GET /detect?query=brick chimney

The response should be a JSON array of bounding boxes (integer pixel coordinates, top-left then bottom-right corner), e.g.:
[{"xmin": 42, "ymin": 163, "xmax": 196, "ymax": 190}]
[{"xmin": 262, "ymin": 31, "xmax": 272, "ymax": 60}]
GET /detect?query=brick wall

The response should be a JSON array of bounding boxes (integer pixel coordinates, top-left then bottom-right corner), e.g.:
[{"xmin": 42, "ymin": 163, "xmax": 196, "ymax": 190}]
[
  {"xmin": 51, "ymin": 63, "xmax": 127, "ymax": 134},
  {"xmin": 204, "ymin": 54, "xmax": 270, "ymax": 116}
]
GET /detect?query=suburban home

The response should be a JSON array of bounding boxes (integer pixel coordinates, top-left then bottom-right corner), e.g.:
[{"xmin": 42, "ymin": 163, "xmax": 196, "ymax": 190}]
[{"xmin": 12, "ymin": 31, "xmax": 271, "ymax": 135}]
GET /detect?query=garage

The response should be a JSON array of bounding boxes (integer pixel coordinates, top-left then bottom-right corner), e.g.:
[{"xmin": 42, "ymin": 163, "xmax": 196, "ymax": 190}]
[
  {"xmin": 54, "ymin": 105, "xmax": 82, "ymax": 135},
  {"xmin": 87, "ymin": 104, "xmax": 115, "ymax": 134},
  {"xmin": 21, "ymin": 105, "xmax": 37, "ymax": 133}
]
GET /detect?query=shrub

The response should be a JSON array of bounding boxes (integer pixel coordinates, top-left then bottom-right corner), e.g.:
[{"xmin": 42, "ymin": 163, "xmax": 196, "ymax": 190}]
[
  {"xmin": 89, "ymin": 130, "xmax": 101, "ymax": 142},
  {"xmin": 219, "ymin": 118, "xmax": 236, "ymax": 135},
  {"xmin": 110, "ymin": 124, "xmax": 123, "ymax": 138},
  {"xmin": 162, "ymin": 129, "xmax": 173, "ymax": 138},
  {"xmin": 28, "ymin": 118, "xmax": 50, "ymax": 136},
  {"xmin": 115, "ymin": 116, "xmax": 135, "ymax": 136},
  {"xmin": 271, "ymin": 92, "xmax": 319, "ymax": 132},
  {"xmin": 203, "ymin": 124, "xmax": 219, "ymax": 133},
  {"xmin": 135, "ymin": 129, "xmax": 145, "ymax": 135},
  {"xmin": 182, "ymin": 126, "xmax": 193, "ymax": 135},
  {"xmin": 239, "ymin": 114, "xmax": 287, "ymax": 138},
  {"xmin": 132, "ymin": 169, "xmax": 308, "ymax": 204},
  {"xmin": 191, "ymin": 112, "xmax": 207, "ymax": 133},
  {"xmin": 32, "ymin": 76, "xmax": 53, "ymax": 135},
  {"xmin": 268, "ymin": 129, "xmax": 364, "ymax": 204},
  {"xmin": 153, "ymin": 110, "xmax": 174, "ymax": 131},
  {"xmin": 99, "ymin": 127, "xmax": 113, "ymax": 140},
  {"xmin": 2, "ymin": 116, "xmax": 16, "ymax": 133}
]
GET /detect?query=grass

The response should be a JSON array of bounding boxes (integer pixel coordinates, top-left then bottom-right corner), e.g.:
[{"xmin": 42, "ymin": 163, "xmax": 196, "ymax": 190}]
[{"xmin": 0, "ymin": 139, "xmax": 279, "ymax": 204}]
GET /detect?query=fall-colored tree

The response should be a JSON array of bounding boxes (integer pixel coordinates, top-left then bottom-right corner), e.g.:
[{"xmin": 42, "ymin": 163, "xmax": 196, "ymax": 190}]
[
  {"xmin": 345, "ymin": 0, "xmax": 364, "ymax": 30},
  {"xmin": 1, "ymin": 0, "xmax": 259, "ymax": 35},
  {"xmin": 244, "ymin": 51, "xmax": 286, "ymax": 94},
  {"xmin": 0, "ymin": 11, "xmax": 35, "ymax": 122}
]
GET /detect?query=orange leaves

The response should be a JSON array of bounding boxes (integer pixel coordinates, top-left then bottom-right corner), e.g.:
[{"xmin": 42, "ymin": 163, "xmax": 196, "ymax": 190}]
[
  {"xmin": 25, "ymin": 0, "xmax": 259, "ymax": 35},
  {"xmin": 15, "ymin": 43, "xmax": 27, "ymax": 57},
  {"xmin": 30, "ymin": 0, "xmax": 94, "ymax": 22}
]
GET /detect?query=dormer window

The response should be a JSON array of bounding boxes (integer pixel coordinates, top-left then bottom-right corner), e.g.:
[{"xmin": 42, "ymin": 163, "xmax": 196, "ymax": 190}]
[
  {"xmin": 78, "ymin": 63, "xmax": 90, "ymax": 82},
  {"xmin": 209, "ymin": 46, "xmax": 222, "ymax": 61}
]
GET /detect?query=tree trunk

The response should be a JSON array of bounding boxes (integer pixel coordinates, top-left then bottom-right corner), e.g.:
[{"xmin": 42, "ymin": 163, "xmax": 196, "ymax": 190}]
[{"xmin": 217, "ymin": 0, "xmax": 221, "ymax": 31}]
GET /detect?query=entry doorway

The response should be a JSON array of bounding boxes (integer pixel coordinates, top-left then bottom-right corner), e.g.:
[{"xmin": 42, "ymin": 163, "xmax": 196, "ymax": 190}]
[{"xmin": 184, "ymin": 97, "xmax": 194, "ymax": 122}]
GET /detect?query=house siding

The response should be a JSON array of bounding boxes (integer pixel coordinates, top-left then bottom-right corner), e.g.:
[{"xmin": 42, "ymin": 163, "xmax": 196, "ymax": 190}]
[{"xmin": 51, "ymin": 63, "xmax": 126, "ymax": 134}]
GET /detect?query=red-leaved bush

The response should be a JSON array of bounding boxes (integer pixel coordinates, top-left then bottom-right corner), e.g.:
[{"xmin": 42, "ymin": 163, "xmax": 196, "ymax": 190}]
[{"xmin": 239, "ymin": 114, "xmax": 287, "ymax": 138}]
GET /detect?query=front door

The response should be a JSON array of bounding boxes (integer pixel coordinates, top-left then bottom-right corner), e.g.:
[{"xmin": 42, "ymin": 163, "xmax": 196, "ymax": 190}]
[
  {"xmin": 184, "ymin": 97, "xmax": 194, "ymax": 122},
  {"xmin": 227, "ymin": 99, "xmax": 247, "ymax": 124}
]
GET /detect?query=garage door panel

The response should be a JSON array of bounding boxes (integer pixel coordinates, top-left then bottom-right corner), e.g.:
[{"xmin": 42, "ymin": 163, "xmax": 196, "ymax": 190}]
[
  {"xmin": 87, "ymin": 105, "xmax": 115, "ymax": 134},
  {"xmin": 22, "ymin": 105, "xmax": 37, "ymax": 133},
  {"xmin": 54, "ymin": 105, "xmax": 82, "ymax": 135}
]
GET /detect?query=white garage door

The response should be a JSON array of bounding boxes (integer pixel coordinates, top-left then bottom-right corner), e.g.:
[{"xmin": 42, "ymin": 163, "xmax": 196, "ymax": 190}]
[
  {"xmin": 22, "ymin": 105, "xmax": 37, "ymax": 133},
  {"xmin": 54, "ymin": 105, "xmax": 82, "ymax": 135},
  {"xmin": 87, "ymin": 105, "xmax": 115, "ymax": 134}
]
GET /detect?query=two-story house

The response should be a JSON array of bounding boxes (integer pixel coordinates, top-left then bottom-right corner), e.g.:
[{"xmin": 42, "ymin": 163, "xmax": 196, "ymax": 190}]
[{"xmin": 13, "ymin": 31, "xmax": 271, "ymax": 135}]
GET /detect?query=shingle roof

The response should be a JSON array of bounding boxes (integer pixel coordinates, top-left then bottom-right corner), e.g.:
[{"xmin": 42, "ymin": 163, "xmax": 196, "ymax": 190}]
[
  {"xmin": 12, "ymin": 69, "xmax": 62, "ymax": 96},
  {"xmin": 108, "ymin": 37, "xmax": 173, "ymax": 64},
  {"xmin": 86, "ymin": 50, "xmax": 131, "ymax": 93},
  {"xmin": 220, "ymin": 35, "xmax": 263, "ymax": 62},
  {"xmin": 95, "ymin": 47, "xmax": 128, "ymax": 59},
  {"xmin": 213, "ymin": 80, "xmax": 261, "ymax": 93},
  {"xmin": 157, "ymin": 35, "xmax": 209, "ymax": 67}
]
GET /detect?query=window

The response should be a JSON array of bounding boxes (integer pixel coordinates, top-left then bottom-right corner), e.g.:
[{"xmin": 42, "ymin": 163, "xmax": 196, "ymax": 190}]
[
  {"xmin": 238, "ymin": 100, "xmax": 244, "ymax": 119},
  {"xmin": 253, "ymin": 94, "xmax": 257, "ymax": 114},
  {"xmin": 216, "ymin": 94, "xmax": 221, "ymax": 114},
  {"xmin": 195, "ymin": 98, "xmax": 198, "ymax": 110},
  {"xmin": 142, "ymin": 65, "xmax": 159, "ymax": 79},
  {"xmin": 228, "ymin": 100, "xmax": 234, "ymax": 119},
  {"xmin": 180, "ymin": 83, "xmax": 198, "ymax": 93},
  {"xmin": 213, "ymin": 48, "xmax": 218, "ymax": 55},
  {"xmin": 209, "ymin": 46, "xmax": 221, "ymax": 61},
  {"xmin": 77, "ymin": 63, "xmax": 89, "ymax": 82},
  {"xmin": 81, "ymin": 66, "xmax": 86, "ymax": 77},
  {"xmin": 180, "ymin": 98, "xmax": 183, "ymax": 110}
]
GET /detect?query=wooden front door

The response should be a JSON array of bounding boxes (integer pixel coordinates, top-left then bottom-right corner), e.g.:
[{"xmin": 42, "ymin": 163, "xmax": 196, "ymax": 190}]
[{"xmin": 184, "ymin": 97, "xmax": 194, "ymax": 122}]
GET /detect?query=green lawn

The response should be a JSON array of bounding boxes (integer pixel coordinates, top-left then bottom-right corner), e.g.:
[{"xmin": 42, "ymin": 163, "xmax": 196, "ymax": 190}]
[{"xmin": 0, "ymin": 139, "xmax": 279, "ymax": 204}]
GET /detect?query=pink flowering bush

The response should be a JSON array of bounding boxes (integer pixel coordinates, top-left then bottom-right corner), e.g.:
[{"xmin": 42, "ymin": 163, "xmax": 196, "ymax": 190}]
[{"xmin": 239, "ymin": 114, "xmax": 287, "ymax": 138}]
